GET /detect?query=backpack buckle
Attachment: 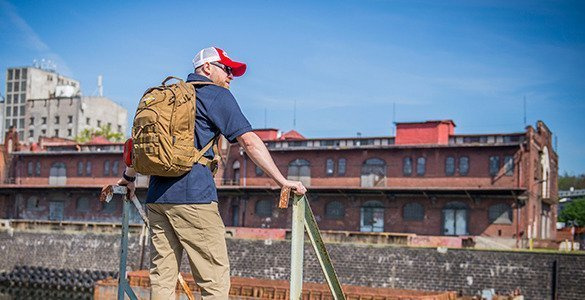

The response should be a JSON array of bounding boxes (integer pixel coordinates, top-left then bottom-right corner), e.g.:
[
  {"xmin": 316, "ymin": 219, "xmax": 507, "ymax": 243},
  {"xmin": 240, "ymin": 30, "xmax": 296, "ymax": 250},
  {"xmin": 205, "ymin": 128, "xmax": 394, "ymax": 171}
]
[{"xmin": 208, "ymin": 160, "xmax": 219, "ymax": 176}]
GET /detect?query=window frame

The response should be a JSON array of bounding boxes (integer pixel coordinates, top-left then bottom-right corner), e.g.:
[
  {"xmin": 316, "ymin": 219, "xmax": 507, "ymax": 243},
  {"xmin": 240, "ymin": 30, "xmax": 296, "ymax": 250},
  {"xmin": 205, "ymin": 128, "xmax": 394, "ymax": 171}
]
[{"xmin": 416, "ymin": 157, "xmax": 426, "ymax": 176}]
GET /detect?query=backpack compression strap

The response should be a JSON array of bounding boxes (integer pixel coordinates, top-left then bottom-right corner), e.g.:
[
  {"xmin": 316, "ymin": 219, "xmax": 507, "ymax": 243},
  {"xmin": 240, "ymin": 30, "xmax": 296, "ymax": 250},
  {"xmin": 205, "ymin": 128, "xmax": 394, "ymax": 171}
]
[{"xmin": 194, "ymin": 133, "xmax": 221, "ymax": 175}]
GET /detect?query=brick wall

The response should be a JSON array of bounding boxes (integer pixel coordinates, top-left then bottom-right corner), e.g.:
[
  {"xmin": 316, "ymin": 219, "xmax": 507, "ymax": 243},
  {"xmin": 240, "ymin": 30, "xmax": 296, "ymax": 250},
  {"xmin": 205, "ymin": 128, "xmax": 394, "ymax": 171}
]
[{"xmin": 1, "ymin": 231, "xmax": 583, "ymax": 299}]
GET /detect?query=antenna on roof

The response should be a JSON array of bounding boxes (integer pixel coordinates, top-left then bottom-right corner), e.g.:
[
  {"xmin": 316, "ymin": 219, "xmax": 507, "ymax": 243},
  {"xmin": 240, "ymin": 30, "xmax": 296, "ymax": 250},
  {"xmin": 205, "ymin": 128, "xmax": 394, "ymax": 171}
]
[
  {"xmin": 293, "ymin": 100, "xmax": 297, "ymax": 129},
  {"xmin": 392, "ymin": 102, "xmax": 396, "ymax": 136},
  {"xmin": 523, "ymin": 96, "xmax": 527, "ymax": 127}
]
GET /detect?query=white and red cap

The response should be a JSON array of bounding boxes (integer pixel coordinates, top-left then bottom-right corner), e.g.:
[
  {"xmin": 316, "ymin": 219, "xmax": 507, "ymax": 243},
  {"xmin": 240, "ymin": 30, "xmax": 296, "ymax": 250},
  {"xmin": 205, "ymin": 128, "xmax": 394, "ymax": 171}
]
[{"xmin": 192, "ymin": 47, "xmax": 247, "ymax": 77}]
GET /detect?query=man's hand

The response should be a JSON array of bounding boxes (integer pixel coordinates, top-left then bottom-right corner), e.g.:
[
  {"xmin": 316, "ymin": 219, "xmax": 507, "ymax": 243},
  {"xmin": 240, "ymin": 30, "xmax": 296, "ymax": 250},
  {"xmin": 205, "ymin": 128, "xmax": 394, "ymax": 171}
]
[
  {"xmin": 117, "ymin": 177, "xmax": 136, "ymax": 200},
  {"xmin": 284, "ymin": 180, "xmax": 307, "ymax": 196}
]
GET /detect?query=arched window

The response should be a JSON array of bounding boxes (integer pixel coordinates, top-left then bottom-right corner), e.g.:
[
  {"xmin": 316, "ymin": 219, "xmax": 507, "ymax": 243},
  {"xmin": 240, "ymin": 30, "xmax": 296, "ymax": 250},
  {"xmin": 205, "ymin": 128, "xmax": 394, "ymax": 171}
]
[
  {"xmin": 86, "ymin": 161, "xmax": 92, "ymax": 176},
  {"xmin": 232, "ymin": 160, "xmax": 241, "ymax": 185},
  {"xmin": 255, "ymin": 199, "xmax": 273, "ymax": 217},
  {"xmin": 35, "ymin": 161, "xmax": 41, "ymax": 176},
  {"xmin": 403, "ymin": 203, "xmax": 424, "ymax": 221},
  {"xmin": 442, "ymin": 202, "xmax": 468, "ymax": 235},
  {"xmin": 27, "ymin": 161, "xmax": 34, "ymax": 176},
  {"xmin": 416, "ymin": 157, "xmax": 426, "ymax": 176},
  {"xmin": 488, "ymin": 203, "xmax": 512, "ymax": 224},
  {"xmin": 360, "ymin": 200, "xmax": 384, "ymax": 232},
  {"xmin": 325, "ymin": 201, "xmax": 344, "ymax": 219},
  {"xmin": 361, "ymin": 158, "xmax": 386, "ymax": 187},
  {"xmin": 26, "ymin": 196, "xmax": 40, "ymax": 211},
  {"xmin": 403, "ymin": 157, "xmax": 412, "ymax": 176},
  {"xmin": 77, "ymin": 161, "xmax": 84, "ymax": 176},
  {"xmin": 445, "ymin": 157, "xmax": 455, "ymax": 176},
  {"xmin": 325, "ymin": 159, "xmax": 334, "ymax": 176},
  {"xmin": 288, "ymin": 159, "xmax": 311, "ymax": 186},
  {"xmin": 112, "ymin": 161, "xmax": 119, "ymax": 176},
  {"xmin": 338, "ymin": 158, "xmax": 346, "ymax": 176},
  {"xmin": 49, "ymin": 162, "xmax": 67, "ymax": 185},
  {"xmin": 459, "ymin": 156, "xmax": 469, "ymax": 176}
]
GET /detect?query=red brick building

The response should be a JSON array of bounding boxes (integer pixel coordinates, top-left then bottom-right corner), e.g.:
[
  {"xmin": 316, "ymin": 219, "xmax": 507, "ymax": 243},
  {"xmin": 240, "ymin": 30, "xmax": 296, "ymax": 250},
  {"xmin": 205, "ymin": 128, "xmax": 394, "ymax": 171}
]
[{"xmin": 0, "ymin": 120, "xmax": 558, "ymax": 247}]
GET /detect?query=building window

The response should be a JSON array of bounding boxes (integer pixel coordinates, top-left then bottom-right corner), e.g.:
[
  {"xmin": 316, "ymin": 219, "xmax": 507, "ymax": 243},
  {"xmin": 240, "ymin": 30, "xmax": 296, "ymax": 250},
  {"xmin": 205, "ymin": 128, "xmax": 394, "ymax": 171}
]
[
  {"xmin": 78, "ymin": 161, "xmax": 84, "ymax": 176},
  {"xmin": 288, "ymin": 159, "xmax": 311, "ymax": 186},
  {"xmin": 254, "ymin": 199, "xmax": 273, "ymax": 217},
  {"xmin": 416, "ymin": 157, "xmax": 426, "ymax": 176},
  {"xmin": 117, "ymin": 125, "xmax": 122, "ymax": 133},
  {"xmin": 49, "ymin": 162, "xmax": 67, "ymax": 186},
  {"xmin": 459, "ymin": 156, "xmax": 469, "ymax": 176},
  {"xmin": 504, "ymin": 156, "xmax": 514, "ymax": 176},
  {"xmin": 27, "ymin": 161, "xmax": 34, "ymax": 176},
  {"xmin": 360, "ymin": 200, "xmax": 384, "ymax": 232},
  {"xmin": 445, "ymin": 157, "xmax": 455, "ymax": 176},
  {"xmin": 42, "ymin": 117, "xmax": 47, "ymax": 124},
  {"xmin": 29, "ymin": 117, "xmax": 34, "ymax": 125},
  {"xmin": 27, "ymin": 197, "xmax": 40, "ymax": 211},
  {"xmin": 104, "ymin": 160, "xmax": 110, "ymax": 176},
  {"xmin": 54, "ymin": 129, "xmax": 59, "ymax": 137},
  {"xmin": 97, "ymin": 120, "xmax": 101, "ymax": 127},
  {"xmin": 403, "ymin": 157, "xmax": 412, "ymax": 176},
  {"xmin": 325, "ymin": 159, "xmax": 334, "ymax": 176},
  {"xmin": 8, "ymin": 69, "xmax": 13, "ymax": 80},
  {"xmin": 55, "ymin": 116, "xmax": 60, "ymax": 124},
  {"xmin": 489, "ymin": 156, "xmax": 500, "ymax": 176},
  {"xmin": 77, "ymin": 197, "xmax": 90, "ymax": 213},
  {"xmin": 86, "ymin": 118, "xmax": 90, "ymax": 125},
  {"xmin": 325, "ymin": 201, "xmax": 344, "ymax": 219},
  {"xmin": 35, "ymin": 161, "xmax": 41, "ymax": 176},
  {"xmin": 67, "ymin": 129, "xmax": 72, "ymax": 136},
  {"xmin": 68, "ymin": 115, "xmax": 73, "ymax": 124},
  {"xmin": 254, "ymin": 165, "xmax": 264, "ymax": 176},
  {"xmin": 112, "ymin": 161, "xmax": 119, "ymax": 176},
  {"xmin": 403, "ymin": 202, "xmax": 424, "ymax": 221},
  {"xmin": 232, "ymin": 160, "xmax": 240, "ymax": 184},
  {"xmin": 361, "ymin": 158, "xmax": 386, "ymax": 187},
  {"xmin": 442, "ymin": 202, "xmax": 468, "ymax": 235},
  {"xmin": 488, "ymin": 203, "xmax": 512, "ymax": 224},
  {"xmin": 86, "ymin": 161, "xmax": 92, "ymax": 176},
  {"xmin": 338, "ymin": 158, "xmax": 346, "ymax": 176}
]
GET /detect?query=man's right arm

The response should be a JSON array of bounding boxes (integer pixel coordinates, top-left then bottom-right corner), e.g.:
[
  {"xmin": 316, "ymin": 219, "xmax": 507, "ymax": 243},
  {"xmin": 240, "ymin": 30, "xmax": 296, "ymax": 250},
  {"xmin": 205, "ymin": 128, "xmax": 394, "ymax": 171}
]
[{"xmin": 236, "ymin": 132, "xmax": 307, "ymax": 195}]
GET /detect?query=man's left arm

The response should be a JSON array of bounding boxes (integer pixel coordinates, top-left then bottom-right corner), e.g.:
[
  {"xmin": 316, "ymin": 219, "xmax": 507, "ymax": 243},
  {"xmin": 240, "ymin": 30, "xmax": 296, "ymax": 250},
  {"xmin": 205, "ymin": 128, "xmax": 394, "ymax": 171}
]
[{"xmin": 237, "ymin": 132, "xmax": 306, "ymax": 195}]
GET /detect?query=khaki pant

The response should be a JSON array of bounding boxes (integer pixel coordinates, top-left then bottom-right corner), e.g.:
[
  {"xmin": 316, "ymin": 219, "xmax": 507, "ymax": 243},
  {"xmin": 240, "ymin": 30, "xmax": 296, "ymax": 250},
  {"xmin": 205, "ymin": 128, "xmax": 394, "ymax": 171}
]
[{"xmin": 147, "ymin": 202, "xmax": 230, "ymax": 300}]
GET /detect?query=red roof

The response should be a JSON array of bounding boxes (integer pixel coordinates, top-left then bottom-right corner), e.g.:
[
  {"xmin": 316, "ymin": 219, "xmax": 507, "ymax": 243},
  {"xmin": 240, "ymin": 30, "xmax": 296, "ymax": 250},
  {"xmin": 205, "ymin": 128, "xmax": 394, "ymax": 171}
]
[
  {"xmin": 87, "ymin": 136, "xmax": 114, "ymax": 145},
  {"xmin": 280, "ymin": 130, "xmax": 305, "ymax": 140}
]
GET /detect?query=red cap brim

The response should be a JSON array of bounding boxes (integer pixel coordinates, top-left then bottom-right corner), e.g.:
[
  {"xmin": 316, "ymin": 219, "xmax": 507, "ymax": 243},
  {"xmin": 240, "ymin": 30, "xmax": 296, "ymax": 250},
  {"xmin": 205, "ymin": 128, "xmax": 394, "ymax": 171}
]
[{"xmin": 215, "ymin": 47, "xmax": 247, "ymax": 77}]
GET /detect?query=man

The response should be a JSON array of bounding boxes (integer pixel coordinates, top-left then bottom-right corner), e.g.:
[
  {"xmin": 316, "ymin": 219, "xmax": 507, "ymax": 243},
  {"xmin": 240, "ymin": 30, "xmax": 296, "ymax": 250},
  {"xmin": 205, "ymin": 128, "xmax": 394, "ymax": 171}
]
[{"xmin": 118, "ymin": 47, "xmax": 307, "ymax": 299}]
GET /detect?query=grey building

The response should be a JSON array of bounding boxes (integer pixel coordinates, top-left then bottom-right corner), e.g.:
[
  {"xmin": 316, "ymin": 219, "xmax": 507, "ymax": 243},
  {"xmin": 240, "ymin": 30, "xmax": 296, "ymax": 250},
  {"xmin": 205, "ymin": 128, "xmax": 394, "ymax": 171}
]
[{"xmin": 3, "ymin": 66, "xmax": 127, "ymax": 143}]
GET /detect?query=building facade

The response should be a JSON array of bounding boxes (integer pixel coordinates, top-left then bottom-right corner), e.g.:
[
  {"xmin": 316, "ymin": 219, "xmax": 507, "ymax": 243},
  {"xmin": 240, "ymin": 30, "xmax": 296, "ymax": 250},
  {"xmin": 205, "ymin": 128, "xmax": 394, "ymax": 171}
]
[
  {"xmin": 3, "ymin": 66, "xmax": 127, "ymax": 144},
  {"xmin": 0, "ymin": 120, "xmax": 559, "ymax": 247}
]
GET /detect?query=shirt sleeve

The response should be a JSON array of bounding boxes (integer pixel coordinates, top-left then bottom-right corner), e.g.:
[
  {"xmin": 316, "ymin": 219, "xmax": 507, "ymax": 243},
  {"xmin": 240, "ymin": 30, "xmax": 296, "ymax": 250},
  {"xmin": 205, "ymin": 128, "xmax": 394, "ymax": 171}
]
[{"xmin": 208, "ymin": 88, "xmax": 252, "ymax": 143}]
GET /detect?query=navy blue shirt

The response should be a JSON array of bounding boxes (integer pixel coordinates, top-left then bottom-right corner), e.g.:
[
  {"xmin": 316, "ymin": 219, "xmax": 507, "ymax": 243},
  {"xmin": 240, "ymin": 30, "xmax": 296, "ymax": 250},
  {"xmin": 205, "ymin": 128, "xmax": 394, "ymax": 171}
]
[{"xmin": 146, "ymin": 74, "xmax": 252, "ymax": 204}]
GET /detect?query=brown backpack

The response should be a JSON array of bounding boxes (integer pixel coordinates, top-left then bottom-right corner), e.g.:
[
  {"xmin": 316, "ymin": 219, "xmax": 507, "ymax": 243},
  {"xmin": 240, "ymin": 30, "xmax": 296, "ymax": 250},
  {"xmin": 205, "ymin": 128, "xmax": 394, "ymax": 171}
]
[{"xmin": 131, "ymin": 76, "xmax": 220, "ymax": 177}]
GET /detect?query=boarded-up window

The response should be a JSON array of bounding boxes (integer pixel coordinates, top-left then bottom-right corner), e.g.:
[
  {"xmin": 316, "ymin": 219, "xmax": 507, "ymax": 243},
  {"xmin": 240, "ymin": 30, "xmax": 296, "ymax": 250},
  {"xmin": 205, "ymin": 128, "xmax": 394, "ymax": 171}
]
[
  {"xmin": 49, "ymin": 162, "xmax": 67, "ymax": 186},
  {"xmin": 288, "ymin": 159, "xmax": 311, "ymax": 186},
  {"xmin": 361, "ymin": 158, "xmax": 386, "ymax": 187},
  {"xmin": 488, "ymin": 203, "xmax": 512, "ymax": 224},
  {"xmin": 325, "ymin": 201, "xmax": 344, "ymax": 219},
  {"xmin": 403, "ymin": 203, "xmax": 424, "ymax": 221},
  {"xmin": 49, "ymin": 201, "xmax": 64, "ymax": 221},
  {"xmin": 255, "ymin": 199, "xmax": 273, "ymax": 217},
  {"xmin": 360, "ymin": 201, "xmax": 384, "ymax": 232},
  {"xmin": 77, "ymin": 197, "xmax": 90, "ymax": 212}
]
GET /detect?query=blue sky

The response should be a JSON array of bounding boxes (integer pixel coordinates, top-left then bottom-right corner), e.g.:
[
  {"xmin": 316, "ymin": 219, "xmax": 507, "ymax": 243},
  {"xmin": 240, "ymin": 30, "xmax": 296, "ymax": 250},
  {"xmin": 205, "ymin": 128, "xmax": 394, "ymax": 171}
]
[{"xmin": 1, "ymin": 0, "xmax": 584, "ymax": 174}]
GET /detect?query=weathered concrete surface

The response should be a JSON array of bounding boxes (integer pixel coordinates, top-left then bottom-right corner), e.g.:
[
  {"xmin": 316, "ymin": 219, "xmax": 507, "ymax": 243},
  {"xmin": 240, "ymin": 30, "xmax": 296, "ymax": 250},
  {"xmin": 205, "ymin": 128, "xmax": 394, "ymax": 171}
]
[{"xmin": 1, "ymin": 231, "xmax": 584, "ymax": 299}]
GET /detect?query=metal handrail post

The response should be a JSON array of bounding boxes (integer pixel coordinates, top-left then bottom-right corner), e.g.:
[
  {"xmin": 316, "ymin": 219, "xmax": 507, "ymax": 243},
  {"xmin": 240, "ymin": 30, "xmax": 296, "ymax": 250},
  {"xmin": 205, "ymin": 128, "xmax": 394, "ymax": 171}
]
[
  {"xmin": 118, "ymin": 197, "xmax": 138, "ymax": 300},
  {"xmin": 290, "ymin": 194, "xmax": 306, "ymax": 299}
]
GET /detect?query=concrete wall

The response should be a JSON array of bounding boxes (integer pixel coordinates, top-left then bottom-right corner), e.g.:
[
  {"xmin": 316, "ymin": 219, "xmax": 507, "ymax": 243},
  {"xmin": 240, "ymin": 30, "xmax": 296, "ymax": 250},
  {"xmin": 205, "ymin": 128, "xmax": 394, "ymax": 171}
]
[{"xmin": 0, "ymin": 231, "xmax": 583, "ymax": 299}]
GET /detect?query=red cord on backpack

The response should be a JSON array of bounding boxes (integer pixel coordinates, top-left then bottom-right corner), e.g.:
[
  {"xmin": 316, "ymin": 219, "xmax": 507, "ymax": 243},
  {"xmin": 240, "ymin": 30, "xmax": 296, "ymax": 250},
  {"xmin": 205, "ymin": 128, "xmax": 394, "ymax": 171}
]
[{"xmin": 123, "ymin": 138, "xmax": 133, "ymax": 167}]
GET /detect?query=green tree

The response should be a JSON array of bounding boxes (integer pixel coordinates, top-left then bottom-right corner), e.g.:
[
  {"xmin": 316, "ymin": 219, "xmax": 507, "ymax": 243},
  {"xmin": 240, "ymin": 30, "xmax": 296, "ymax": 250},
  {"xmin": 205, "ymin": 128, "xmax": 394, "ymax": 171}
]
[
  {"xmin": 558, "ymin": 172, "xmax": 585, "ymax": 190},
  {"xmin": 559, "ymin": 197, "xmax": 585, "ymax": 226},
  {"xmin": 74, "ymin": 125, "xmax": 124, "ymax": 143}
]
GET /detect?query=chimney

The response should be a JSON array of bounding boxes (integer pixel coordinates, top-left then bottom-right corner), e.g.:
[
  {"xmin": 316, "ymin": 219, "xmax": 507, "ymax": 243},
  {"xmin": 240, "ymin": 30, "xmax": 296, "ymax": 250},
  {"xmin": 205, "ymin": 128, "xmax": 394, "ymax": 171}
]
[{"xmin": 395, "ymin": 120, "xmax": 455, "ymax": 145}]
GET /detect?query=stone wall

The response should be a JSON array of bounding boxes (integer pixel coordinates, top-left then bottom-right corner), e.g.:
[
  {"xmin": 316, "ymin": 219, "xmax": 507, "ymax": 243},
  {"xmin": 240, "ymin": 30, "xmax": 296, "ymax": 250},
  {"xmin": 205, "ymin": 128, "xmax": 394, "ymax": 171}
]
[{"xmin": 1, "ymin": 231, "xmax": 584, "ymax": 299}]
